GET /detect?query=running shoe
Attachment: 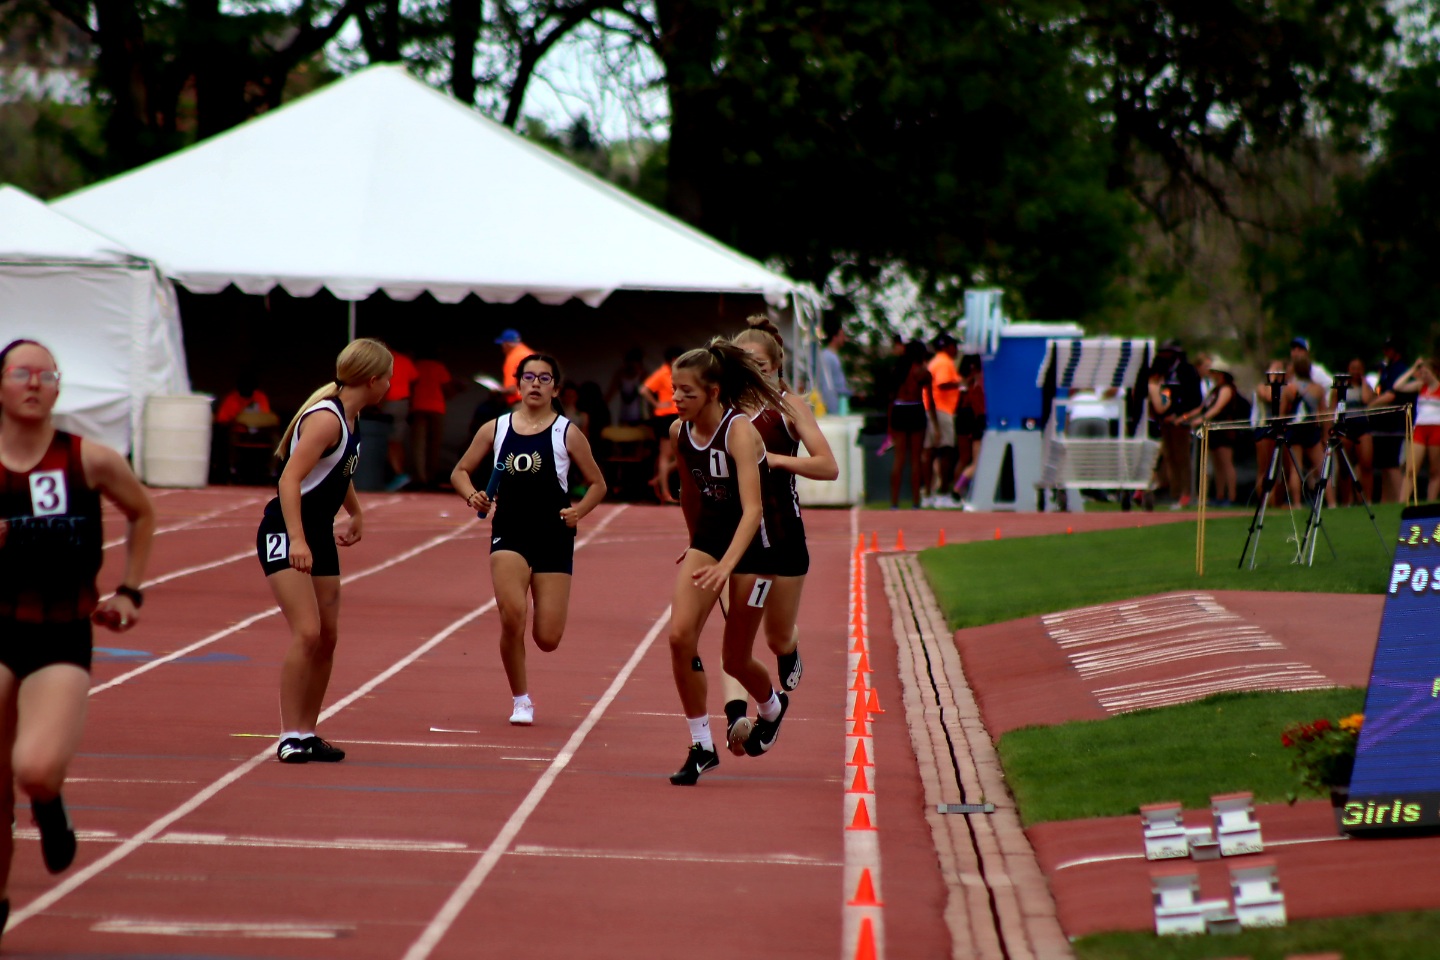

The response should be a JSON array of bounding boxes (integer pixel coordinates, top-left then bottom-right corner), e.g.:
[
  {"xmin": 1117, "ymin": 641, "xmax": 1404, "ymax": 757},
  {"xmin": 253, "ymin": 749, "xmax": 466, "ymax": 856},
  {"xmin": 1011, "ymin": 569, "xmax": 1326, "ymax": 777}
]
[
  {"xmin": 669, "ymin": 743, "xmax": 720, "ymax": 785},
  {"xmin": 778, "ymin": 646, "xmax": 804, "ymax": 692},
  {"xmin": 32, "ymin": 795, "xmax": 76, "ymax": 873},
  {"xmin": 744, "ymin": 692, "xmax": 790, "ymax": 757},
  {"xmin": 726, "ymin": 715, "xmax": 754, "ymax": 757},
  {"xmin": 510, "ymin": 699, "xmax": 534, "ymax": 725},
  {"xmin": 302, "ymin": 736, "xmax": 346, "ymax": 762},
  {"xmin": 277, "ymin": 737, "xmax": 309, "ymax": 763}
]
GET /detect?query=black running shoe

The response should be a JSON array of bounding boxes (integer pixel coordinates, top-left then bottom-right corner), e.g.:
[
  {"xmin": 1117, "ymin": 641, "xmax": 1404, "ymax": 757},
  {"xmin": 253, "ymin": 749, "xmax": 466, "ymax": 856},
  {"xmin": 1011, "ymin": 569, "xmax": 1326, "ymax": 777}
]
[
  {"xmin": 778, "ymin": 646, "xmax": 804, "ymax": 692},
  {"xmin": 277, "ymin": 737, "xmax": 309, "ymax": 763},
  {"xmin": 302, "ymin": 736, "xmax": 346, "ymax": 762},
  {"xmin": 744, "ymin": 692, "xmax": 790, "ymax": 756},
  {"xmin": 32, "ymin": 796, "xmax": 76, "ymax": 874},
  {"xmin": 668, "ymin": 743, "xmax": 719, "ymax": 785}
]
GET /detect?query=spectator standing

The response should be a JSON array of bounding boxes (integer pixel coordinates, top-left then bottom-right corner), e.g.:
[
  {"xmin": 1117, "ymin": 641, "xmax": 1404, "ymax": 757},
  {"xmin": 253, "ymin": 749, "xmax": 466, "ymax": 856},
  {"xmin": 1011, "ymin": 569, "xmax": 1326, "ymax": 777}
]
[
  {"xmin": 888, "ymin": 340, "xmax": 936, "ymax": 509},
  {"xmin": 1370, "ymin": 337, "xmax": 1416, "ymax": 502},
  {"xmin": 1154, "ymin": 339, "xmax": 1203, "ymax": 508},
  {"xmin": 1394, "ymin": 353, "xmax": 1440, "ymax": 502},
  {"xmin": 1182, "ymin": 361, "xmax": 1244, "ymax": 506},
  {"xmin": 410, "ymin": 349, "xmax": 460, "ymax": 490},
  {"xmin": 382, "ymin": 347, "xmax": 419, "ymax": 491},
  {"xmin": 1284, "ymin": 348, "xmax": 1333, "ymax": 509},
  {"xmin": 496, "ymin": 329, "xmax": 535, "ymax": 407},
  {"xmin": 641, "ymin": 346, "xmax": 684, "ymax": 503},
  {"xmin": 1337, "ymin": 356, "xmax": 1376, "ymax": 505},
  {"xmin": 922, "ymin": 333, "xmax": 962, "ymax": 507},
  {"xmin": 607, "ymin": 347, "xmax": 649, "ymax": 425},
  {"xmin": 953, "ymin": 354, "xmax": 987, "ymax": 501},
  {"xmin": 816, "ymin": 320, "xmax": 851, "ymax": 415}
]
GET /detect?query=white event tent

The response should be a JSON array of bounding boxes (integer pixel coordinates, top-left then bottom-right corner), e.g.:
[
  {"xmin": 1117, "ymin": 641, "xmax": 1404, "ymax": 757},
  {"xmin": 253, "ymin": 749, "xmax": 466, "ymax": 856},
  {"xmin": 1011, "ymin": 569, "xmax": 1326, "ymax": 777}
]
[
  {"xmin": 53, "ymin": 63, "xmax": 804, "ymax": 313},
  {"xmin": 0, "ymin": 184, "xmax": 190, "ymax": 462}
]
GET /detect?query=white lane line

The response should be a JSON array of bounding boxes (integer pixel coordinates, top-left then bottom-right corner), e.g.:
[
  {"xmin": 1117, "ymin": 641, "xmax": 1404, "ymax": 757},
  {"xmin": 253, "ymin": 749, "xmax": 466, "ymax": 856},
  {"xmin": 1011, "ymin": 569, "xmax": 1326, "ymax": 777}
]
[
  {"xmin": 94, "ymin": 919, "xmax": 351, "ymax": 939},
  {"xmin": 1052, "ymin": 834, "xmax": 1346, "ymax": 872},
  {"xmin": 509, "ymin": 845, "xmax": 841, "ymax": 867},
  {"xmin": 140, "ymin": 550, "xmax": 253, "ymax": 590},
  {"xmin": 7, "ymin": 505, "xmax": 629, "ymax": 934},
  {"xmin": 154, "ymin": 832, "xmax": 471, "ymax": 853},
  {"xmin": 104, "ymin": 497, "xmax": 263, "ymax": 550},
  {"xmin": 400, "ymin": 605, "xmax": 672, "ymax": 960}
]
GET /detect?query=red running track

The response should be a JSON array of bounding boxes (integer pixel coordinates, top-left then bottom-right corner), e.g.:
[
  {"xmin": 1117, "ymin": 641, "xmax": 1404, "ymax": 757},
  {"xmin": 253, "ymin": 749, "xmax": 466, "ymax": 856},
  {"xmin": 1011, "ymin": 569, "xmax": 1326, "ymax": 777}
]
[{"xmin": 4, "ymin": 488, "xmax": 952, "ymax": 959}]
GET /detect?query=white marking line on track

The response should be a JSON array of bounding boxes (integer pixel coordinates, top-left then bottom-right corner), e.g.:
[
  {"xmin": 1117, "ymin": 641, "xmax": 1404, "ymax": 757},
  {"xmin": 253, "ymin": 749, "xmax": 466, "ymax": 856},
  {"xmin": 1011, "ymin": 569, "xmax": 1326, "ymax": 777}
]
[
  {"xmin": 229, "ymin": 733, "xmax": 545, "ymax": 751},
  {"xmin": 155, "ymin": 832, "xmax": 471, "ymax": 853},
  {"xmin": 509, "ymin": 844, "xmax": 841, "ymax": 867},
  {"xmin": 104, "ymin": 497, "xmax": 263, "ymax": 550},
  {"xmin": 1052, "ymin": 834, "xmax": 1346, "ymax": 872},
  {"xmin": 93, "ymin": 918, "xmax": 351, "ymax": 939},
  {"xmin": 400, "ymin": 602, "xmax": 671, "ymax": 960},
  {"xmin": 6, "ymin": 504, "xmax": 628, "ymax": 935}
]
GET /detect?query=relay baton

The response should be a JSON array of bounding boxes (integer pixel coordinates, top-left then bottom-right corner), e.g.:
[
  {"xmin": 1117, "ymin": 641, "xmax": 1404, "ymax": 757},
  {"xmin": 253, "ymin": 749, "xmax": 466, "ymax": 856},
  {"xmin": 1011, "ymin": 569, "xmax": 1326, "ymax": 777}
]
[{"xmin": 476, "ymin": 466, "xmax": 502, "ymax": 519}]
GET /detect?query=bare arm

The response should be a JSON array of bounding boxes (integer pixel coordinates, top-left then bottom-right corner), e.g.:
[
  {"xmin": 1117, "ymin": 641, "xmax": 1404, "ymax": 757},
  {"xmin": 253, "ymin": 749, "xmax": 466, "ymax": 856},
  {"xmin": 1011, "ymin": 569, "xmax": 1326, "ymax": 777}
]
[
  {"xmin": 451, "ymin": 419, "xmax": 498, "ymax": 514},
  {"xmin": 335, "ymin": 482, "xmax": 363, "ymax": 546},
  {"xmin": 691, "ymin": 419, "xmax": 763, "ymax": 592},
  {"xmin": 766, "ymin": 394, "xmax": 838, "ymax": 481},
  {"xmin": 83, "ymin": 439, "xmax": 155, "ymax": 630},
  {"xmin": 560, "ymin": 426, "xmax": 608, "ymax": 527}
]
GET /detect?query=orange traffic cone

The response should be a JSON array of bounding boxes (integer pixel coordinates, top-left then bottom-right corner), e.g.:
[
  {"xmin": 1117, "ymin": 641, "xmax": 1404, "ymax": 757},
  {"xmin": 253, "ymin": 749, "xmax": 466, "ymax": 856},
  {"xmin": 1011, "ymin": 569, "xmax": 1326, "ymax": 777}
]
[
  {"xmin": 848, "ymin": 868, "xmax": 883, "ymax": 906},
  {"xmin": 850, "ymin": 692, "xmax": 869, "ymax": 721},
  {"xmin": 1066, "ymin": 526, "xmax": 1073, "ymax": 535},
  {"xmin": 895, "ymin": 528, "xmax": 906, "ymax": 551},
  {"xmin": 866, "ymin": 688, "xmax": 885, "ymax": 714},
  {"xmin": 849, "ymin": 715, "xmax": 871, "ymax": 737},
  {"xmin": 850, "ymin": 672, "xmax": 869, "ymax": 692},
  {"xmin": 857, "ymin": 532, "xmax": 866, "ymax": 553},
  {"xmin": 853, "ymin": 917, "xmax": 879, "ymax": 960},
  {"xmin": 937, "ymin": 527, "xmax": 946, "ymax": 547},
  {"xmin": 847, "ymin": 797, "xmax": 877, "ymax": 831},
  {"xmin": 850, "ymin": 634, "xmax": 866, "ymax": 654},
  {"xmin": 846, "ymin": 765, "xmax": 872, "ymax": 795},
  {"xmin": 994, "ymin": 527, "xmax": 1002, "ymax": 540},
  {"xmin": 848, "ymin": 740, "xmax": 874, "ymax": 767},
  {"xmin": 855, "ymin": 650, "xmax": 873, "ymax": 674},
  {"xmin": 869, "ymin": 531, "xmax": 879, "ymax": 552}
]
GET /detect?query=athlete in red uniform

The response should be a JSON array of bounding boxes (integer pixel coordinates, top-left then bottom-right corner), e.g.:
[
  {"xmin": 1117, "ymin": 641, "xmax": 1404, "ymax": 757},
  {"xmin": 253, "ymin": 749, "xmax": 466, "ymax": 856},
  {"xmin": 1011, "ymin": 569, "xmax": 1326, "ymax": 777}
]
[
  {"xmin": 0, "ymin": 339, "xmax": 154, "ymax": 928},
  {"xmin": 665, "ymin": 340, "xmax": 790, "ymax": 785}
]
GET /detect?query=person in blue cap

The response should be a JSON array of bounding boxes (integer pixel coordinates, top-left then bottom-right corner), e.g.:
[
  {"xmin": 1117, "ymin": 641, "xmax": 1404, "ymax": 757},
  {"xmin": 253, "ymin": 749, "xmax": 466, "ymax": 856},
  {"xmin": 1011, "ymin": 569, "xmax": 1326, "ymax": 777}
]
[{"xmin": 497, "ymin": 329, "xmax": 534, "ymax": 406}]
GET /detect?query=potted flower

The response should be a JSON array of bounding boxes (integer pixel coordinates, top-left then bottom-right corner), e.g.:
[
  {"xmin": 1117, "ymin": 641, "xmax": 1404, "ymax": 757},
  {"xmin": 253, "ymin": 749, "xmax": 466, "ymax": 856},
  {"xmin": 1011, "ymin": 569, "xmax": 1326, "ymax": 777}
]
[{"xmin": 1281, "ymin": 713, "xmax": 1363, "ymax": 804}]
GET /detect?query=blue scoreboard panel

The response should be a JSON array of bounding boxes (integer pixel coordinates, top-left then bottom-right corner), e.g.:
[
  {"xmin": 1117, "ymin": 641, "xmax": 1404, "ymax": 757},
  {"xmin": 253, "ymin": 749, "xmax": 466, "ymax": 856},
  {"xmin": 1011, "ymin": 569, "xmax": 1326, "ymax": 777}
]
[{"xmin": 1346, "ymin": 503, "xmax": 1440, "ymax": 834}]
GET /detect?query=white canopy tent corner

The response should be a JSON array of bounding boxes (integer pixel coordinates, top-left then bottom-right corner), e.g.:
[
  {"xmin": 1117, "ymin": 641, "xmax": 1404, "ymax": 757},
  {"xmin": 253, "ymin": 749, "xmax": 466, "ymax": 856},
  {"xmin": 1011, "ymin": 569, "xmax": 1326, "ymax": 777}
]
[{"xmin": 0, "ymin": 184, "xmax": 191, "ymax": 469}]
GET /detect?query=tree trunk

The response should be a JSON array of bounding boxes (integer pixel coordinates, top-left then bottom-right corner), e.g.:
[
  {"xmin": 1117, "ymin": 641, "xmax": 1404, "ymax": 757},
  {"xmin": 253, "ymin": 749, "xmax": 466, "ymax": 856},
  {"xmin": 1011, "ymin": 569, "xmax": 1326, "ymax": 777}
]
[
  {"xmin": 89, "ymin": 0, "xmax": 152, "ymax": 170},
  {"xmin": 653, "ymin": 0, "xmax": 723, "ymax": 231},
  {"xmin": 450, "ymin": 0, "xmax": 481, "ymax": 104}
]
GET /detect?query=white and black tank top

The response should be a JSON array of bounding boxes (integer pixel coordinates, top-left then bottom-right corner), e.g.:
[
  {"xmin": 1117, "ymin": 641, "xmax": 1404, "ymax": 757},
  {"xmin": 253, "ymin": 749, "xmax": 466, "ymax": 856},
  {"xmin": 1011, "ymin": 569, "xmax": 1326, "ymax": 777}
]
[
  {"xmin": 263, "ymin": 397, "xmax": 360, "ymax": 527},
  {"xmin": 491, "ymin": 413, "xmax": 572, "ymax": 537}
]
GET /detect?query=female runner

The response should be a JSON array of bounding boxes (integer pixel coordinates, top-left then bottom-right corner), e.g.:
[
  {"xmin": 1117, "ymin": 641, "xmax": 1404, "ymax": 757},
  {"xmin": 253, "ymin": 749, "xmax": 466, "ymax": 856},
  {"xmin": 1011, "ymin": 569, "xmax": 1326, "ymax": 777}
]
[
  {"xmin": 451, "ymin": 354, "xmax": 606, "ymax": 725},
  {"xmin": 721, "ymin": 317, "xmax": 838, "ymax": 753},
  {"xmin": 258, "ymin": 338, "xmax": 392, "ymax": 763},
  {"xmin": 0, "ymin": 339, "xmax": 155, "ymax": 918},
  {"xmin": 666, "ymin": 340, "xmax": 789, "ymax": 785}
]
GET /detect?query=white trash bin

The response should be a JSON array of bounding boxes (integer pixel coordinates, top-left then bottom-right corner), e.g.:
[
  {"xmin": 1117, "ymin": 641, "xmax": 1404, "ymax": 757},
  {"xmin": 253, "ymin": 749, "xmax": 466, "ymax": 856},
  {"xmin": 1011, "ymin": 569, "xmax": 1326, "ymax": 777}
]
[
  {"xmin": 143, "ymin": 394, "xmax": 214, "ymax": 488},
  {"xmin": 796, "ymin": 413, "xmax": 865, "ymax": 506}
]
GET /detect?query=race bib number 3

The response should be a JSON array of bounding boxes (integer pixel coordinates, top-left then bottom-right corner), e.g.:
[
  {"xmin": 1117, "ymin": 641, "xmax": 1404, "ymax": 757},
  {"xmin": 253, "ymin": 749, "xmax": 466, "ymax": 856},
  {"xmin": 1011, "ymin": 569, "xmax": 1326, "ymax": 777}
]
[
  {"xmin": 747, "ymin": 578, "xmax": 773, "ymax": 609},
  {"xmin": 265, "ymin": 533, "xmax": 289, "ymax": 562},
  {"xmin": 29, "ymin": 470, "xmax": 68, "ymax": 517}
]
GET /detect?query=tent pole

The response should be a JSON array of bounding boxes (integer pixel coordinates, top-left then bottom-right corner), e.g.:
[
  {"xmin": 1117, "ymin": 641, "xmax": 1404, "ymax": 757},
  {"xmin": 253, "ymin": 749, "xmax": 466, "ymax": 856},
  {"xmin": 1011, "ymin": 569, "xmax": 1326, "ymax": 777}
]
[{"xmin": 347, "ymin": 300, "xmax": 357, "ymax": 342}]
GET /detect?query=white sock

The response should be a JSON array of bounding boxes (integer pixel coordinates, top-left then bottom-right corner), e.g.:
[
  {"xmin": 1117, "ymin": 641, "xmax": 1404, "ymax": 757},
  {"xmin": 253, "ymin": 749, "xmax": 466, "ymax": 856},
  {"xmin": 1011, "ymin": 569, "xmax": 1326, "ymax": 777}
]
[
  {"xmin": 281, "ymin": 730, "xmax": 306, "ymax": 742},
  {"xmin": 757, "ymin": 691, "xmax": 781, "ymax": 722},
  {"xmin": 513, "ymin": 694, "xmax": 532, "ymax": 708},
  {"xmin": 687, "ymin": 715, "xmax": 713, "ymax": 750}
]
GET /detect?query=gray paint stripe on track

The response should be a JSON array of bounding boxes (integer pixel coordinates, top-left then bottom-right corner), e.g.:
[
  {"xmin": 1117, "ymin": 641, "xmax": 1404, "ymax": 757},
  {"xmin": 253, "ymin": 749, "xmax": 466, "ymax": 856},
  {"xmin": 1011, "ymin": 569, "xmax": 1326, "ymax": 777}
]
[{"xmin": 8, "ymin": 505, "xmax": 627, "ymax": 934}]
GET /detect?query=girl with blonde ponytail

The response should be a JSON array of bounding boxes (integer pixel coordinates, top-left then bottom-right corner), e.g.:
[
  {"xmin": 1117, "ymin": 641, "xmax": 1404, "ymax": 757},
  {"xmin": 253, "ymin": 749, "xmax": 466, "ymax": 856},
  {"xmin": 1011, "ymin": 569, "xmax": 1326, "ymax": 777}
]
[
  {"xmin": 255, "ymin": 338, "xmax": 393, "ymax": 764},
  {"xmin": 720, "ymin": 316, "xmax": 838, "ymax": 754}
]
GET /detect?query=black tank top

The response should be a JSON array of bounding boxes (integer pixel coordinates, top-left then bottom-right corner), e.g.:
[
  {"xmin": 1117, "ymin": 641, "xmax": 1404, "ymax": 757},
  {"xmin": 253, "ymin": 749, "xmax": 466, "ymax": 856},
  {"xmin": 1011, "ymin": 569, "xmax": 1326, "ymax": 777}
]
[
  {"xmin": 0, "ymin": 431, "xmax": 103, "ymax": 623},
  {"xmin": 678, "ymin": 408, "xmax": 770, "ymax": 551},
  {"xmin": 492, "ymin": 413, "xmax": 572, "ymax": 538},
  {"xmin": 751, "ymin": 404, "xmax": 803, "ymax": 540},
  {"xmin": 263, "ymin": 398, "xmax": 360, "ymax": 529}
]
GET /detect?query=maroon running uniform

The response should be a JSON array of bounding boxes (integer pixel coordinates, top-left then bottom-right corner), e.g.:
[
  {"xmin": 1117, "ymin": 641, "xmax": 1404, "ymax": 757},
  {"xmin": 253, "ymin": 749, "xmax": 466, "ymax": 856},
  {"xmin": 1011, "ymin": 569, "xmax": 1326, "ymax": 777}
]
[
  {"xmin": 750, "ymin": 401, "xmax": 809, "ymax": 576},
  {"xmin": 677, "ymin": 408, "xmax": 772, "ymax": 574}
]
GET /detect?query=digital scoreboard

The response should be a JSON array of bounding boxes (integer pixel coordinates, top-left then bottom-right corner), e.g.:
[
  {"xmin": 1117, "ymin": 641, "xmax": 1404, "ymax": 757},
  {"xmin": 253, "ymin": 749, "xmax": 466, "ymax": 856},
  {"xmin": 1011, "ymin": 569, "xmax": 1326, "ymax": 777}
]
[{"xmin": 1346, "ymin": 503, "xmax": 1440, "ymax": 834}]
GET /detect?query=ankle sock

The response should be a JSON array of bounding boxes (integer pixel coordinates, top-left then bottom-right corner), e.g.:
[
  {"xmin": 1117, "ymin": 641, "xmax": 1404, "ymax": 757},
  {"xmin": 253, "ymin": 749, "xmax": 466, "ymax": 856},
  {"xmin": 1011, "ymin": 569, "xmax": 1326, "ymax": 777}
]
[{"xmin": 686, "ymin": 715, "xmax": 713, "ymax": 750}]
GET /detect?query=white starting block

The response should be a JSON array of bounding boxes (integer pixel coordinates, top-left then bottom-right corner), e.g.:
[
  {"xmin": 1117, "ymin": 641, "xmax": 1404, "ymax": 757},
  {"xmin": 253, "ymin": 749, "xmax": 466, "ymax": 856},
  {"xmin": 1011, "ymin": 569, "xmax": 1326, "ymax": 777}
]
[
  {"xmin": 1140, "ymin": 802, "xmax": 1189, "ymax": 860},
  {"xmin": 1230, "ymin": 857, "xmax": 1286, "ymax": 928},
  {"xmin": 1211, "ymin": 792, "xmax": 1264, "ymax": 856},
  {"xmin": 1151, "ymin": 866, "xmax": 1231, "ymax": 936}
]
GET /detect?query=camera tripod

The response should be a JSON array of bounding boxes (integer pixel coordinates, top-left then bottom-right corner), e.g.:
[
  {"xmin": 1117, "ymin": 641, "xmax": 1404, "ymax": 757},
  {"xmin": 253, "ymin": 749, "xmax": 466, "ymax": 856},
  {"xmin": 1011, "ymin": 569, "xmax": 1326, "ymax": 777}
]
[
  {"xmin": 1297, "ymin": 388, "xmax": 1386, "ymax": 566},
  {"xmin": 1237, "ymin": 418, "xmax": 1309, "ymax": 570}
]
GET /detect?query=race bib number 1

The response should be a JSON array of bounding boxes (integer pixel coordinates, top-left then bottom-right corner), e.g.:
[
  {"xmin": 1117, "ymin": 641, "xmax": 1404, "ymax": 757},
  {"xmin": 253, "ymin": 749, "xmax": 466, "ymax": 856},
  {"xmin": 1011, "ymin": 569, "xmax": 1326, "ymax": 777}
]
[
  {"xmin": 747, "ymin": 578, "xmax": 773, "ymax": 609},
  {"xmin": 265, "ymin": 533, "xmax": 289, "ymax": 562},
  {"xmin": 29, "ymin": 470, "xmax": 68, "ymax": 517}
]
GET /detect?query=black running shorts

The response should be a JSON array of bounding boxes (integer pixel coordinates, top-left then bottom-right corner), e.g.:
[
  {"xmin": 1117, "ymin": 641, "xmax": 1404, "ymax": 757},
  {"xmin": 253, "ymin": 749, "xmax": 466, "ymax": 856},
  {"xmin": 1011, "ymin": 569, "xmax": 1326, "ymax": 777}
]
[
  {"xmin": 491, "ymin": 527, "xmax": 576, "ymax": 575},
  {"xmin": 0, "ymin": 618, "xmax": 93, "ymax": 678},
  {"xmin": 256, "ymin": 513, "xmax": 341, "ymax": 578}
]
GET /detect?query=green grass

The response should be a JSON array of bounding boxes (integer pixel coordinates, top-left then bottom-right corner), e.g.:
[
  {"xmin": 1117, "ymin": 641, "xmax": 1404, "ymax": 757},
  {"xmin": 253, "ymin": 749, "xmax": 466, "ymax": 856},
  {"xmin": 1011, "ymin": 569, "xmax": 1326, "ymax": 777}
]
[
  {"xmin": 919, "ymin": 502, "xmax": 1402, "ymax": 629},
  {"xmin": 998, "ymin": 689, "xmax": 1363, "ymax": 826},
  {"xmin": 1074, "ymin": 910, "xmax": 1440, "ymax": 959}
]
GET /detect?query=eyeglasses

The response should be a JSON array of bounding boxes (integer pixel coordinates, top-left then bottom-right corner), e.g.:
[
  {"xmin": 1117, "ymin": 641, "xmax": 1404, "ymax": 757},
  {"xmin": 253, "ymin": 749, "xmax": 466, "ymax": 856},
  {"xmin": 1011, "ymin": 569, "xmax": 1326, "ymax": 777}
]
[
  {"xmin": 520, "ymin": 372, "xmax": 555, "ymax": 385},
  {"xmin": 3, "ymin": 367, "xmax": 60, "ymax": 385}
]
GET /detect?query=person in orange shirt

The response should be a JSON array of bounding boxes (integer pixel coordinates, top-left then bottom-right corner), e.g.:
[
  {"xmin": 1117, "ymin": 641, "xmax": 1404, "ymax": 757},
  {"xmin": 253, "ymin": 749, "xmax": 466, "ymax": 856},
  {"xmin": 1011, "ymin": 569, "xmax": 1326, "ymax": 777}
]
[
  {"xmin": 641, "ymin": 346, "xmax": 684, "ymax": 503},
  {"xmin": 215, "ymin": 372, "xmax": 272, "ymax": 425},
  {"xmin": 923, "ymin": 333, "xmax": 962, "ymax": 507},
  {"xmin": 496, "ymin": 329, "xmax": 535, "ymax": 406},
  {"xmin": 410, "ymin": 347, "xmax": 462, "ymax": 490},
  {"xmin": 382, "ymin": 349, "xmax": 419, "ymax": 491}
]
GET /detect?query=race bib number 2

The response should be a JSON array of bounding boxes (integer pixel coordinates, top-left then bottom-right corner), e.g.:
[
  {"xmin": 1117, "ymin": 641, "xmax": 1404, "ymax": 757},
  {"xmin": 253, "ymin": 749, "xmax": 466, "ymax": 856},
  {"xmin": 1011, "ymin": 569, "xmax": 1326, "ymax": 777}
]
[
  {"xmin": 29, "ymin": 470, "xmax": 68, "ymax": 517},
  {"xmin": 265, "ymin": 533, "xmax": 289, "ymax": 563}
]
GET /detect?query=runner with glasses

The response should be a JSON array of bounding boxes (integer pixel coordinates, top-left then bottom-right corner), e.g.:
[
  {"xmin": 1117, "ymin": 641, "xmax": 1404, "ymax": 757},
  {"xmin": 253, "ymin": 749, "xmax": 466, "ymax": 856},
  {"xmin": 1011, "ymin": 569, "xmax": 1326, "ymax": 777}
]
[
  {"xmin": 0, "ymin": 339, "xmax": 155, "ymax": 928},
  {"xmin": 451, "ymin": 354, "xmax": 606, "ymax": 725}
]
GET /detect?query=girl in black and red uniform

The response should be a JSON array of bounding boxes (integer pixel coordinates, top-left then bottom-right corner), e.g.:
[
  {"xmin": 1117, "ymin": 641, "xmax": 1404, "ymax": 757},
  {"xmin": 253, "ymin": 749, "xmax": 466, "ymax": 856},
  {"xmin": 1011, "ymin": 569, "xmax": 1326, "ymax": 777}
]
[
  {"xmin": 257, "ymin": 338, "xmax": 392, "ymax": 764},
  {"xmin": 665, "ymin": 340, "xmax": 789, "ymax": 785},
  {"xmin": 450, "ymin": 354, "xmax": 607, "ymax": 726},
  {"xmin": 721, "ymin": 317, "xmax": 838, "ymax": 754},
  {"xmin": 0, "ymin": 339, "xmax": 155, "ymax": 922}
]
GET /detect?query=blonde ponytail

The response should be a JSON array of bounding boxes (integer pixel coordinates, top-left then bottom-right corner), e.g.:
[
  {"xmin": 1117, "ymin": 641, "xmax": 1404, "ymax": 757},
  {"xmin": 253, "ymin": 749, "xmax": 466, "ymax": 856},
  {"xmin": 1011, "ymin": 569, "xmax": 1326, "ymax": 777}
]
[{"xmin": 275, "ymin": 338, "xmax": 393, "ymax": 459}]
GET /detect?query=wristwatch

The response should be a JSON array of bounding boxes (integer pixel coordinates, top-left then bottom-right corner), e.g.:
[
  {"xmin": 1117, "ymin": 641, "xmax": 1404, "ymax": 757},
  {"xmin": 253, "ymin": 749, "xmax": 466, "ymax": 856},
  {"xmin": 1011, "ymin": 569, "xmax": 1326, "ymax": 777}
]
[{"xmin": 114, "ymin": 584, "xmax": 144, "ymax": 608}]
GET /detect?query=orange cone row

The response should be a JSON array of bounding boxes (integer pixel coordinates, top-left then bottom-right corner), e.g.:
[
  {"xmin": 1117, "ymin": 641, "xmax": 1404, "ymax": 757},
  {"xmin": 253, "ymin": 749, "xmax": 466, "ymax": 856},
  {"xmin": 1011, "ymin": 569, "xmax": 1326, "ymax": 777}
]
[{"xmin": 846, "ymin": 528, "xmax": 883, "ymax": 960}]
